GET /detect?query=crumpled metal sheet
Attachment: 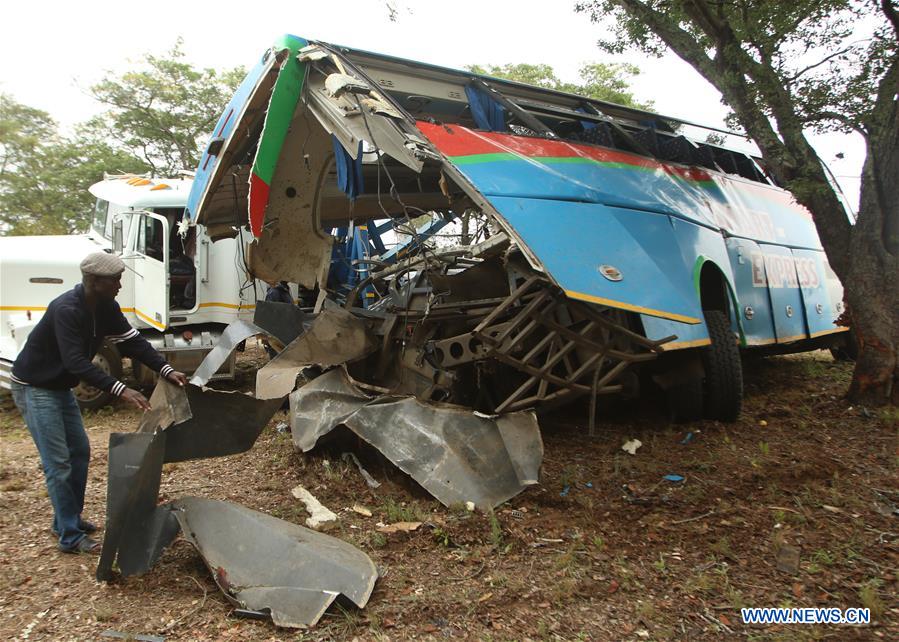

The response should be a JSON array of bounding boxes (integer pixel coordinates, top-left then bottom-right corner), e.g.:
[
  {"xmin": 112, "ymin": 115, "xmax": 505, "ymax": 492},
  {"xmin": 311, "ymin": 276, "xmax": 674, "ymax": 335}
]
[
  {"xmin": 253, "ymin": 300, "xmax": 311, "ymax": 346},
  {"xmin": 156, "ymin": 383, "xmax": 282, "ymax": 463},
  {"xmin": 290, "ymin": 368, "xmax": 543, "ymax": 508},
  {"xmin": 189, "ymin": 319, "xmax": 267, "ymax": 386},
  {"xmin": 255, "ymin": 306, "xmax": 374, "ymax": 400},
  {"xmin": 137, "ymin": 378, "xmax": 193, "ymax": 433},
  {"xmin": 96, "ymin": 431, "xmax": 179, "ymax": 581},
  {"xmin": 172, "ymin": 497, "xmax": 378, "ymax": 629}
]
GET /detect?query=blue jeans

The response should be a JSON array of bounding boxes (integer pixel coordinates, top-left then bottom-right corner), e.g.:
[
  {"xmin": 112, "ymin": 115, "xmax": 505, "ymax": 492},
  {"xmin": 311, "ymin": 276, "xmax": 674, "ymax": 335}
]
[{"xmin": 10, "ymin": 382, "xmax": 91, "ymax": 550}]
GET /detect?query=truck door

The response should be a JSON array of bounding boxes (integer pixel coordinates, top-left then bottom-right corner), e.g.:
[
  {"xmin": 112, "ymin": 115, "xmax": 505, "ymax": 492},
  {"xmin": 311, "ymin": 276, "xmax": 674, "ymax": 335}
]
[{"xmin": 133, "ymin": 212, "xmax": 169, "ymax": 330}]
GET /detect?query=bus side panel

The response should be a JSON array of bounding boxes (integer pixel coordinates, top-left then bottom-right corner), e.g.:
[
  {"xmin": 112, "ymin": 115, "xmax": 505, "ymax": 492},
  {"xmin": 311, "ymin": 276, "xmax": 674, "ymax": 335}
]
[
  {"xmin": 792, "ymin": 248, "xmax": 846, "ymax": 339},
  {"xmin": 486, "ymin": 196, "xmax": 705, "ymax": 324},
  {"xmin": 725, "ymin": 238, "xmax": 778, "ymax": 346},
  {"xmin": 757, "ymin": 243, "xmax": 809, "ymax": 343}
]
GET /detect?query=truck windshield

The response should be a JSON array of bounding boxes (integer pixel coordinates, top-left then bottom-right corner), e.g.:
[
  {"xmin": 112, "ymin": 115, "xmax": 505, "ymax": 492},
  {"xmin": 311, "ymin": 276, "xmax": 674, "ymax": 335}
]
[{"xmin": 91, "ymin": 199, "xmax": 109, "ymax": 237}]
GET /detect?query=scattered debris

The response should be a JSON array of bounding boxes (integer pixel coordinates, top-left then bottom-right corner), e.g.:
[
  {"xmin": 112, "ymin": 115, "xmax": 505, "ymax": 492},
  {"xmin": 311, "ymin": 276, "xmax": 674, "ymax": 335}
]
[
  {"xmin": 101, "ymin": 631, "xmax": 165, "ymax": 642},
  {"xmin": 465, "ymin": 502, "xmax": 476, "ymax": 512},
  {"xmin": 291, "ymin": 485, "xmax": 338, "ymax": 529},
  {"xmin": 290, "ymin": 368, "xmax": 543, "ymax": 508},
  {"xmin": 622, "ymin": 439, "xmax": 643, "ymax": 455},
  {"xmin": 775, "ymin": 543, "xmax": 801, "ymax": 574},
  {"xmin": 173, "ymin": 497, "xmax": 377, "ymax": 628},
  {"xmin": 560, "ymin": 485, "xmax": 571, "ymax": 497},
  {"xmin": 377, "ymin": 521, "xmax": 422, "ymax": 534},
  {"xmin": 663, "ymin": 474, "xmax": 685, "ymax": 483},
  {"xmin": 342, "ymin": 452, "xmax": 381, "ymax": 489},
  {"xmin": 352, "ymin": 505, "xmax": 373, "ymax": 517},
  {"xmin": 758, "ymin": 419, "xmax": 768, "ymax": 427},
  {"xmin": 821, "ymin": 504, "xmax": 842, "ymax": 514},
  {"xmin": 275, "ymin": 421, "xmax": 290, "ymax": 434},
  {"xmin": 670, "ymin": 511, "xmax": 715, "ymax": 525},
  {"xmin": 680, "ymin": 432, "xmax": 695, "ymax": 445},
  {"xmin": 232, "ymin": 609, "xmax": 270, "ymax": 621}
]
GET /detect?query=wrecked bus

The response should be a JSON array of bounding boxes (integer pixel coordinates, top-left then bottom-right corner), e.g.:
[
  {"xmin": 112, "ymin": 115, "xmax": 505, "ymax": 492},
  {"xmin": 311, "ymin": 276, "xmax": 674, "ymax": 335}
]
[
  {"xmin": 188, "ymin": 34, "xmax": 850, "ymax": 425},
  {"xmin": 95, "ymin": 35, "xmax": 855, "ymax": 627}
]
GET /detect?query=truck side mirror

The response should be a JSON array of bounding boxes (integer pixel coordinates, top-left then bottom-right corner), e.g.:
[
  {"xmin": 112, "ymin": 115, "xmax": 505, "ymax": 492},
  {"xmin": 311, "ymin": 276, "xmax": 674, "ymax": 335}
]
[{"xmin": 113, "ymin": 219, "xmax": 124, "ymax": 254}]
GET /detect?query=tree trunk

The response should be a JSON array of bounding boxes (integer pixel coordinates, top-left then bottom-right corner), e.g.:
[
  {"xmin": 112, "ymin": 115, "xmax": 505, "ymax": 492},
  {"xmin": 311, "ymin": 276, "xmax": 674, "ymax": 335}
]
[{"xmin": 844, "ymin": 114, "xmax": 899, "ymax": 406}]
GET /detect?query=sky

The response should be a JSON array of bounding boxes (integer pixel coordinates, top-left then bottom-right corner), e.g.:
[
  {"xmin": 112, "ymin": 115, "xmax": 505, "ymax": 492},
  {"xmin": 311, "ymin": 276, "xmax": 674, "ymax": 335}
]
[{"xmin": 0, "ymin": 0, "xmax": 863, "ymax": 207}]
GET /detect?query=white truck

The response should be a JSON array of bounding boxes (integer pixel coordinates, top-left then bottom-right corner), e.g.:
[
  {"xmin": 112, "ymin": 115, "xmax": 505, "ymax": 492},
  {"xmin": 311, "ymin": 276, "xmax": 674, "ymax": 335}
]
[{"xmin": 0, "ymin": 174, "xmax": 266, "ymax": 408}]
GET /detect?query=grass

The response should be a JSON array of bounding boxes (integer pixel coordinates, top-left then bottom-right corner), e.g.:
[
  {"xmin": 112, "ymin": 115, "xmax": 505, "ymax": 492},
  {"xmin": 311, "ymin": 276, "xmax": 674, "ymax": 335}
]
[
  {"xmin": 432, "ymin": 527, "xmax": 453, "ymax": 548},
  {"xmin": 486, "ymin": 509, "xmax": 503, "ymax": 548},
  {"xmin": 652, "ymin": 554, "xmax": 667, "ymax": 575},
  {"xmin": 380, "ymin": 497, "xmax": 423, "ymax": 523},
  {"xmin": 368, "ymin": 531, "xmax": 387, "ymax": 549},
  {"xmin": 858, "ymin": 580, "xmax": 885, "ymax": 619}
]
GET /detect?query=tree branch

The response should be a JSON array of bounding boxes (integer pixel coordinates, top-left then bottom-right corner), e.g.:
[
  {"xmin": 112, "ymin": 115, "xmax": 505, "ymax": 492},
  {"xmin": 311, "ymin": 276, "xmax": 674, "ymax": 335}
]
[
  {"xmin": 882, "ymin": 0, "xmax": 899, "ymax": 41},
  {"xmin": 786, "ymin": 45, "xmax": 857, "ymax": 84},
  {"xmin": 806, "ymin": 110, "xmax": 866, "ymax": 135}
]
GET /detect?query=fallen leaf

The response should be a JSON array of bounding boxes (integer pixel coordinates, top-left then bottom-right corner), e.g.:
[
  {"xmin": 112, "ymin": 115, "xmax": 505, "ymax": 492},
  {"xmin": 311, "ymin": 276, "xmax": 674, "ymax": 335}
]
[
  {"xmin": 478, "ymin": 592, "xmax": 493, "ymax": 603},
  {"xmin": 352, "ymin": 504, "xmax": 372, "ymax": 517},
  {"xmin": 719, "ymin": 614, "xmax": 731, "ymax": 627},
  {"xmin": 377, "ymin": 521, "xmax": 422, "ymax": 534},
  {"xmin": 821, "ymin": 505, "xmax": 842, "ymax": 514},
  {"xmin": 608, "ymin": 579, "xmax": 620, "ymax": 594},
  {"xmin": 792, "ymin": 583, "xmax": 804, "ymax": 598}
]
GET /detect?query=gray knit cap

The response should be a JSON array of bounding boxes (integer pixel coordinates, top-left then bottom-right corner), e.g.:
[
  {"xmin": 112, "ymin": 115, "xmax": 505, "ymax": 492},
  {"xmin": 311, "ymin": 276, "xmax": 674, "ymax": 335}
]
[{"xmin": 80, "ymin": 252, "xmax": 126, "ymax": 276}]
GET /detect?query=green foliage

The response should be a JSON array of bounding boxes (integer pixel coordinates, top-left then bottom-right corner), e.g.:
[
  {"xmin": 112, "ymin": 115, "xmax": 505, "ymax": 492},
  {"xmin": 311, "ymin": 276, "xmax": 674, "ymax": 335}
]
[
  {"xmin": 466, "ymin": 61, "xmax": 651, "ymax": 110},
  {"xmin": 576, "ymin": 1, "xmax": 894, "ymax": 135},
  {"xmin": 1, "ymin": 40, "xmax": 244, "ymax": 236},
  {"xmin": 89, "ymin": 39, "xmax": 245, "ymax": 176},
  {"xmin": 0, "ymin": 94, "xmax": 149, "ymax": 235}
]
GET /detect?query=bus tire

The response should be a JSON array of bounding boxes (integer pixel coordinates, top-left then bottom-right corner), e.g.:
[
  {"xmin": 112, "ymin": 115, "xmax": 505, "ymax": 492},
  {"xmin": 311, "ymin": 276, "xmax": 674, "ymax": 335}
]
[
  {"xmin": 702, "ymin": 309, "xmax": 743, "ymax": 422},
  {"xmin": 830, "ymin": 328, "xmax": 858, "ymax": 362},
  {"xmin": 73, "ymin": 343, "xmax": 122, "ymax": 411}
]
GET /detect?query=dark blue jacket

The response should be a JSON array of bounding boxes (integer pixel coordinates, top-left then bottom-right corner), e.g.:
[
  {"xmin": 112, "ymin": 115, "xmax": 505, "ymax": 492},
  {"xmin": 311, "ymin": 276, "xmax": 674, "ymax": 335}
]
[{"xmin": 11, "ymin": 284, "xmax": 172, "ymax": 395}]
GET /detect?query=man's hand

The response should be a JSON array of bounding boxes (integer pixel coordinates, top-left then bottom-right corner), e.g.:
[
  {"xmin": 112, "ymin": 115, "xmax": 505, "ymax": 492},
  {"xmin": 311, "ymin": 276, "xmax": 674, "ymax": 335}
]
[
  {"xmin": 121, "ymin": 387, "xmax": 151, "ymax": 411},
  {"xmin": 165, "ymin": 370, "xmax": 188, "ymax": 387}
]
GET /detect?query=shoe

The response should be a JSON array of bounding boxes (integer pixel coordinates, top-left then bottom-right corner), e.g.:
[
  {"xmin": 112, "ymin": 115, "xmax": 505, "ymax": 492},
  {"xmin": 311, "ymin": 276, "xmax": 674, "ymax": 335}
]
[
  {"xmin": 59, "ymin": 536, "xmax": 100, "ymax": 555},
  {"xmin": 51, "ymin": 520, "xmax": 99, "ymax": 537}
]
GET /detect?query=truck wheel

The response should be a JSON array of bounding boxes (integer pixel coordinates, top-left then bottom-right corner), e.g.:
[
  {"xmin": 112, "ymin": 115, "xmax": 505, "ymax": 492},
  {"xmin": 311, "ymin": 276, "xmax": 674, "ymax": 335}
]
[
  {"xmin": 73, "ymin": 343, "xmax": 122, "ymax": 411},
  {"xmin": 702, "ymin": 309, "xmax": 743, "ymax": 422}
]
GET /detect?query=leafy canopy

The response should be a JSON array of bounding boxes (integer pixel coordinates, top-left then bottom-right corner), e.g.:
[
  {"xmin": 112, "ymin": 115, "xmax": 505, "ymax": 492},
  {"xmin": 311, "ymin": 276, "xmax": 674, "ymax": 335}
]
[
  {"xmin": 576, "ymin": 0, "xmax": 895, "ymax": 136},
  {"xmin": 88, "ymin": 38, "xmax": 245, "ymax": 176},
  {"xmin": 0, "ymin": 94, "xmax": 149, "ymax": 235},
  {"xmin": 466, "ymin": 62, "xmax": 652, "ymax": 110}
]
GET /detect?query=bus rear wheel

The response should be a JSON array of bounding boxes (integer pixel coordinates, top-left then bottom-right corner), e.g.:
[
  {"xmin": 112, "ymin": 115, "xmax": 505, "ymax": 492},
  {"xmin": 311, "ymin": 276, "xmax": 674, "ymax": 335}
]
[{"xmin": 701, "ymin": 309, "xmax": 743, "ymax": 422}]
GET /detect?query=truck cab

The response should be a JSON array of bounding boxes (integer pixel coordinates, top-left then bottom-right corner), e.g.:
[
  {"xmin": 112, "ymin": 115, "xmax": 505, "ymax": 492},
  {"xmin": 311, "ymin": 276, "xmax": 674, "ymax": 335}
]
[{"xmin": 1, "ymin": 174, "xmax": 262, "ymax": 408}]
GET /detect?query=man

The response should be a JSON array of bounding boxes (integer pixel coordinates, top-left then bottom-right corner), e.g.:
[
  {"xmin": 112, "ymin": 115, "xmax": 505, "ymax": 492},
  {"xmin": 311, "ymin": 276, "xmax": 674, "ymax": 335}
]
[
  {"xmin": 10, "ymin": 252, "xmax": 188, "ymax": 554},
  {"xmin": 265, "ymin": 280, "xmax": 293, "ymax": 305}
]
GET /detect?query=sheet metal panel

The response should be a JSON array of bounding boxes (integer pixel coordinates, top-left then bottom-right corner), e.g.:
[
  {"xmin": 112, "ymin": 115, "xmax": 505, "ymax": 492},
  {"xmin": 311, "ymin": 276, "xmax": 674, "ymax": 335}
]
[
  {"xmin": 487, "ymin": 196, "xmax": 703, "ymax": 324},
  {"xmin": 791, "ymin": 248, "xmax": 846, "ymax": 339},
  {"xmin": 725, "ymin": 238, "xmax": 778, "ymax": 346},
  {"xmin": 757, "ymin": 243, "xmax": 809, "ymax": 343}
]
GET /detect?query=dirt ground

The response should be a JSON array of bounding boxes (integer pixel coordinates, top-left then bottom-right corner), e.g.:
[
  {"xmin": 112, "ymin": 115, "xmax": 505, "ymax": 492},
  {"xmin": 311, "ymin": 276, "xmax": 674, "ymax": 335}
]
[{"xmin": 0, "ymin": 342, "xmax": 896, "ymax": 641}]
